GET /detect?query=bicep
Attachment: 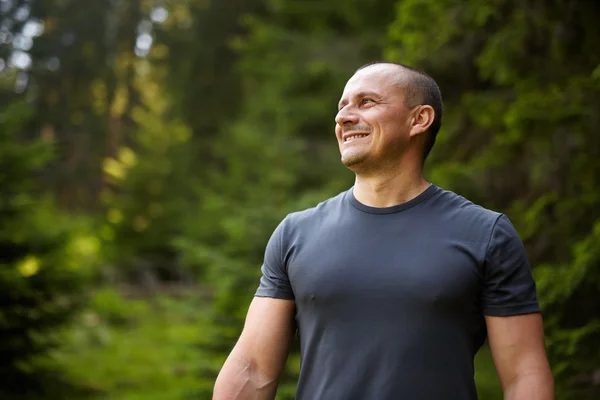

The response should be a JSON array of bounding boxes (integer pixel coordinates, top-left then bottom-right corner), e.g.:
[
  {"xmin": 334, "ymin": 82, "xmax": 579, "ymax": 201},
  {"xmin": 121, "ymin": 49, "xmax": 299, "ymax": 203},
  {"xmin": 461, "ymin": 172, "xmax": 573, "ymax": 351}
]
[
  {"xmin": 485, "ymin": 313, "xmax": 551, "ymax": 389},
  {"xmin": 229, "ymin": 296, "xmax": 296, "ymax": 378}
]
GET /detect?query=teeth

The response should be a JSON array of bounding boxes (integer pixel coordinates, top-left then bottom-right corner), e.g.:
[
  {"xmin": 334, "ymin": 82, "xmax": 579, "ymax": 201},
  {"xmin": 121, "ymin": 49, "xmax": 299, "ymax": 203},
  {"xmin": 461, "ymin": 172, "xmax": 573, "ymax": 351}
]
[{"xmin": 344, "ymin": 134, "xmax": 368, "ymax": 142}]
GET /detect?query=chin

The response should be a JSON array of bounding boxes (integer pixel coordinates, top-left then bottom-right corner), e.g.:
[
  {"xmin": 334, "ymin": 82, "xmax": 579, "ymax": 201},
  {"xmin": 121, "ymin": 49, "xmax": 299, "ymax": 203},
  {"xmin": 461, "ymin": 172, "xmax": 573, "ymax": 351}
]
[{"xmin": 341, "ymin": 152, "xmax": 369, "ymax": 169}]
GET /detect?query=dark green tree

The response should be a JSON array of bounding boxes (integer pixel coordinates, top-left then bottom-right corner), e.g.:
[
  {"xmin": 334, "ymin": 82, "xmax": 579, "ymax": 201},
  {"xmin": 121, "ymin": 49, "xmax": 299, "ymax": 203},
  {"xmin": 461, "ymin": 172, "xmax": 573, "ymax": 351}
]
[{"xmin": 0, "ymin": 101, "xmax": 90, "ymax": 398}]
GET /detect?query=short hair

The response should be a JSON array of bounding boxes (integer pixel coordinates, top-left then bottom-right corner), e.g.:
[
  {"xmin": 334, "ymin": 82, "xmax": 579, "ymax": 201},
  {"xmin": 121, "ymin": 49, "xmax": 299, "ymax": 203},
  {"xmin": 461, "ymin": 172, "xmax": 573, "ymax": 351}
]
[{"xmin": 356, "ymin": 62, "xmax": 443, "ymax": 162}]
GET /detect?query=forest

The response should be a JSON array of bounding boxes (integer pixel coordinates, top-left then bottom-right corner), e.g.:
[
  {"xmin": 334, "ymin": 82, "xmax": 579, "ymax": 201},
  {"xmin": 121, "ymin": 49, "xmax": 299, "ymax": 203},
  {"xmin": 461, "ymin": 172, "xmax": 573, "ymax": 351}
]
[{"xmin": 1, "ymin": 0, "xmax": 599, "ymax": 399}]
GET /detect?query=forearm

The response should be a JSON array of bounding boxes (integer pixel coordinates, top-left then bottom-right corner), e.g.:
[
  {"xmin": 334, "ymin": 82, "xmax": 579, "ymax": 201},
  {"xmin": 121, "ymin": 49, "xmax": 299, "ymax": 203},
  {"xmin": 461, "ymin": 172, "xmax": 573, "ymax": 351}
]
[
  {"xmin": 213, "ymin": 355, "xmax": 278, "ymax": 400},
  {"xmin": 504, "ymin": 370, "xmax": 554, "ymax": 400}
]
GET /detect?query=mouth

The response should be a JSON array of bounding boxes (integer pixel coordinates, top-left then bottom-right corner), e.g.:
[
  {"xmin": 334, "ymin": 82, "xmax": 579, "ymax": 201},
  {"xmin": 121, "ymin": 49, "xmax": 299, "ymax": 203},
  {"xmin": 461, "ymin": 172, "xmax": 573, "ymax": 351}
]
[{"xmin": 343, "ymin": 132, "xmax": 370, "ymax": 143}]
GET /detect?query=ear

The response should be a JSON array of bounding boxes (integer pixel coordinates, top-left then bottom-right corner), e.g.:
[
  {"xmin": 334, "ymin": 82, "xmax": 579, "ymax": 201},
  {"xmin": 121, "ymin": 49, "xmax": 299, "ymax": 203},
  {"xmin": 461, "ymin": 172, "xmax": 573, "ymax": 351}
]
[{"xmin": 408, "ymin": 105, "xmax": 435, "ymax": 138}]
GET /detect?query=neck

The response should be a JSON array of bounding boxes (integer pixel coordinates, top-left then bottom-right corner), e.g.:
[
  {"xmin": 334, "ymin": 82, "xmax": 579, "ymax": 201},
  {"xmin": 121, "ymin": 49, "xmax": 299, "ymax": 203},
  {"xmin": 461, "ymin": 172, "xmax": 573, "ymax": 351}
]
[{"xmin": 352, "ymin": 158, "xmax": 429, "ymax": 208}]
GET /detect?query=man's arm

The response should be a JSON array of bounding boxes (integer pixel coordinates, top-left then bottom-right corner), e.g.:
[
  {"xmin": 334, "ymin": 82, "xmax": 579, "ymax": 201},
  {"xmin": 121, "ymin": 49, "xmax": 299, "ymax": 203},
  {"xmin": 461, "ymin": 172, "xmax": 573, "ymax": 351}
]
[
  {"xmin": 486, "ymin": 313, "xmax": 554, "ymax": 400},
  {"xmin": 213, "ymin": 297, "xmax": 296, "ymax": 400}
]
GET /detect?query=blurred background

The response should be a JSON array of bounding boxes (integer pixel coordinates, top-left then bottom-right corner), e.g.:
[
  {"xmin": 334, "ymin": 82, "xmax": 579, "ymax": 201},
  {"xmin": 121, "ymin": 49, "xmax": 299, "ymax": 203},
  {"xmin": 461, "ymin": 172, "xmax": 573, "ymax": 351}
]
[{"xmin": 1, "ymin": 0, "xmax": 599, "ymax": 398}]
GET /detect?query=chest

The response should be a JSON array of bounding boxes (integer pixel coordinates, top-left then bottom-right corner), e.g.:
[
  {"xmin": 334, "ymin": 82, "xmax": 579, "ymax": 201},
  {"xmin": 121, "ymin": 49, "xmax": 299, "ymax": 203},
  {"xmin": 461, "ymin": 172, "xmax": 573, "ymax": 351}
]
[{"xmin": 287, "ymin": 219, "xmax": 485, "ymax": 314}]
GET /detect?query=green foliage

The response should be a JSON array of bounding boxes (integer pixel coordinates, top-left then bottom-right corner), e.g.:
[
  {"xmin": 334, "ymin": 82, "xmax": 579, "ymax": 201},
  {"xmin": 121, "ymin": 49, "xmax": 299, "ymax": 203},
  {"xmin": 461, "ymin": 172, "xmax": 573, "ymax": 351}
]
[
  {"xmin": 474, "ymin": 345, "xmax": 503, "ymax": 400},
  {"xmin": 88, "ymin": 287, "xmax": 149, "ymax": 326},
  {"xmin": 535, "ymin": 221, "xmax": 600, "ymax": 399},
  {"xmin": 386, "ymin": 0, "xmax": 600, "ymax": 397},
  {"xmin": 99, "ymin": 96, "xmax": 196, "ymax": 282},
  {"xmin": 2, "ymin": 0, "xmax": 599, "ymax": 397},
  {"xmin": 53, "ymin": 289, "xmax": 213, "ymax": 399},
  {"xmin": 0, "ymin": 101, "xmax": 94, "ymax": 397}
]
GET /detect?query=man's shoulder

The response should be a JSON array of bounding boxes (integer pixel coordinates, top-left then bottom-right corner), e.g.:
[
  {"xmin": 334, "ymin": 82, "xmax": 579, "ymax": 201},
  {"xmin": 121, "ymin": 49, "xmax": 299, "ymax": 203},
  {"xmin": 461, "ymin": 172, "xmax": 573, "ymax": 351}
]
[
  {"xmin": 432, "ymin": 185, "xmax": 503, "ymax": 231},
  {"xmin": 284, "ymin": 189, "xmax": 348, "ymax": 227}
]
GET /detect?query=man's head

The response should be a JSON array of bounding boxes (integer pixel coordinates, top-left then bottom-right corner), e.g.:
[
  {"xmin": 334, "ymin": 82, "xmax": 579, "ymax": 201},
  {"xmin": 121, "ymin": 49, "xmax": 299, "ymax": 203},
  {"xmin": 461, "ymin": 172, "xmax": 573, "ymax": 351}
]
[{"xmin": 335, "ymin": 62, "xmax": 442, "ymax": 172}]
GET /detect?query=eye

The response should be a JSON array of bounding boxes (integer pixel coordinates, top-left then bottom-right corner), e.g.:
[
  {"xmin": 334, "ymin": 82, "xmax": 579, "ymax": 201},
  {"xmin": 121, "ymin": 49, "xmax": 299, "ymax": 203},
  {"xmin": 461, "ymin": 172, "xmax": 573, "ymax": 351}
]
[{"xmin": 361, "ymin": 98, "xmax": 375, "ymax": 106}]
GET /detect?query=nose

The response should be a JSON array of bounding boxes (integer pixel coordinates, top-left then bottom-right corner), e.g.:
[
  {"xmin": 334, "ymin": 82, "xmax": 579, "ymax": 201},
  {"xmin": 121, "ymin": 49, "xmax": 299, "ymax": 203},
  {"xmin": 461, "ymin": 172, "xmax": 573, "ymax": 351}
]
[{"xmin": 335, "ymin": 106, "xmax": 360, "ymax": 127}]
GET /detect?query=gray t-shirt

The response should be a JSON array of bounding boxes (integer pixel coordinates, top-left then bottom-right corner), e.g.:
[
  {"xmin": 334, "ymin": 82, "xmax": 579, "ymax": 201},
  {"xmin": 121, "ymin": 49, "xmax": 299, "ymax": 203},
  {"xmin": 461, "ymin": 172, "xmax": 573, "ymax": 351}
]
[{"xmin": 255, "ymin": 184, "xmax": 539, "ymax": 400}]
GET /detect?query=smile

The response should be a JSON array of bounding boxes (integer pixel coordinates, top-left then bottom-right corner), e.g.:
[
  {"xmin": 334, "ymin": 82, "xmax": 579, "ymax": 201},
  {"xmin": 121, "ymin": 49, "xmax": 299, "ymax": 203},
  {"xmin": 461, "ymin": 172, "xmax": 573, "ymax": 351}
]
[{"xmin": 343, "ymin": 133, "xmax": 370, "ymax": 143}]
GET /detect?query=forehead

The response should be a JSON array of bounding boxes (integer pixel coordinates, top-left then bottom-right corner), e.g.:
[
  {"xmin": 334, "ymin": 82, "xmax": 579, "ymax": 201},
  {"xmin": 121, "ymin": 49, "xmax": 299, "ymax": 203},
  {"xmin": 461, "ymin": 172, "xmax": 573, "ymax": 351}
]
[{"xmin": 341, "ymin": 64, "xmax": 406, "ymax": 98}]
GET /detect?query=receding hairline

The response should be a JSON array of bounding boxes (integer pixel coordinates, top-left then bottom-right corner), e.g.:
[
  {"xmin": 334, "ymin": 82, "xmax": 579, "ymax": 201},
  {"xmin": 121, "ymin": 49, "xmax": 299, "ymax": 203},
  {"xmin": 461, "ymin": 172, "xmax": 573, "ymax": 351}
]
[{"xmin": 353, "ymin": 62, "xmax": 426, "ymax": 106}]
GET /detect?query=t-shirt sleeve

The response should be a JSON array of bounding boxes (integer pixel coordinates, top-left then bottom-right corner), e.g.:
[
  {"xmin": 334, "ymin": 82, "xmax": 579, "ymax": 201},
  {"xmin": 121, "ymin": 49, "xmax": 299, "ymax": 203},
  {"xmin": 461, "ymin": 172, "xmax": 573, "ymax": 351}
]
[
  {"xmin": 255, "ymin": 217, "xmax": 295, "ymax": 300},
  {"xmin": 482, "ymin": 214, "xmax": 540, "ymax": 316}
]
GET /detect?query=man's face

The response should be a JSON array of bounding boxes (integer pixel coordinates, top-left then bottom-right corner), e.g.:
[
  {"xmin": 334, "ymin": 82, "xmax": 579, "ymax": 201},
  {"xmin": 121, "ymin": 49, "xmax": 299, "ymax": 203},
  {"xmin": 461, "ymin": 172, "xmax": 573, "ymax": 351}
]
[{"xmin": 335, "ymin": 64, "xmax": 414, "ymax": 170}]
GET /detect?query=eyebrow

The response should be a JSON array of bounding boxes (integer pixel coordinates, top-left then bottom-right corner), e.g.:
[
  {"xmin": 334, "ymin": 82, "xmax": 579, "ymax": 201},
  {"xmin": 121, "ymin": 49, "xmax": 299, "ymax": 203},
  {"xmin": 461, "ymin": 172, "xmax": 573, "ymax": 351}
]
[{"xmin": 338, "ymin": 91, "xmax": 382, "ymax": 109}]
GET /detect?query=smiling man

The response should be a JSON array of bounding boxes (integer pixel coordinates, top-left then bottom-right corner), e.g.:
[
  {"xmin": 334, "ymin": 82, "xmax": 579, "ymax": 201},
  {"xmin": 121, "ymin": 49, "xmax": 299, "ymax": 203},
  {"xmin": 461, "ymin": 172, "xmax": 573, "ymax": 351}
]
[{"xmin": 213, "ymin": 62, "xmax": 554, "ymax": 400}]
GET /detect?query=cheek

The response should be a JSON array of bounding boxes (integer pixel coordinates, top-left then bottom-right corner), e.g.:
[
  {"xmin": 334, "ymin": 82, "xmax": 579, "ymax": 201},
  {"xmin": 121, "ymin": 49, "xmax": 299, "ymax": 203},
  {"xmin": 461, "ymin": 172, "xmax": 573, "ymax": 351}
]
[
  {"xmin": 380, "ymin": 114, "xmax": 406, "ymax": 136},
  {"xmin": 335, "ymin": 124, "xmax": 343, "ymax": 140}
]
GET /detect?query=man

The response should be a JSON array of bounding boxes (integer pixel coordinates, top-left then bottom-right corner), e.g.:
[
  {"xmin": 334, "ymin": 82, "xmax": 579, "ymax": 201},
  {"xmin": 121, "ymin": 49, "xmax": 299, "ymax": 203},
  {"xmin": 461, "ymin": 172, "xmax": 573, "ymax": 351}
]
[{"xmin": 213, "ymin": 62, "xmax": 554, "ymax": 399}]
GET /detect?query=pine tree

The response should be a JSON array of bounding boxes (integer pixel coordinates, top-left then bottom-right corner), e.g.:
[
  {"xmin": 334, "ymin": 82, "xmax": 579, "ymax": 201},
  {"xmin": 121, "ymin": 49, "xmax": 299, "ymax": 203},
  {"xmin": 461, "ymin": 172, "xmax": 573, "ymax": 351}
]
[{"xmin": 0, "ymin": 101, "xmax": 89, "ymax": 397}]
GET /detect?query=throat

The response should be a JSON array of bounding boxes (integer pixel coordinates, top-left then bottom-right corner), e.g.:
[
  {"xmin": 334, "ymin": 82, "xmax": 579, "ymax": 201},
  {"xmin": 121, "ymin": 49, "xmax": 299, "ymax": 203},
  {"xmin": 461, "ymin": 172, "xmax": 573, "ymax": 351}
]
[{"xmin": 353, "ymin": 175, "xmax": 430, "ymax": 208}]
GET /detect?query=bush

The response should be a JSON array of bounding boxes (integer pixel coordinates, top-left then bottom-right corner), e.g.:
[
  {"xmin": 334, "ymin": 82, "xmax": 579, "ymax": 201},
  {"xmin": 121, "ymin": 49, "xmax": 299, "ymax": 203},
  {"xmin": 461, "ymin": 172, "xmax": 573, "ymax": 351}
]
[{"xmin": 0, "ymin": 101, "xmax": 95, "ymax": 398}]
